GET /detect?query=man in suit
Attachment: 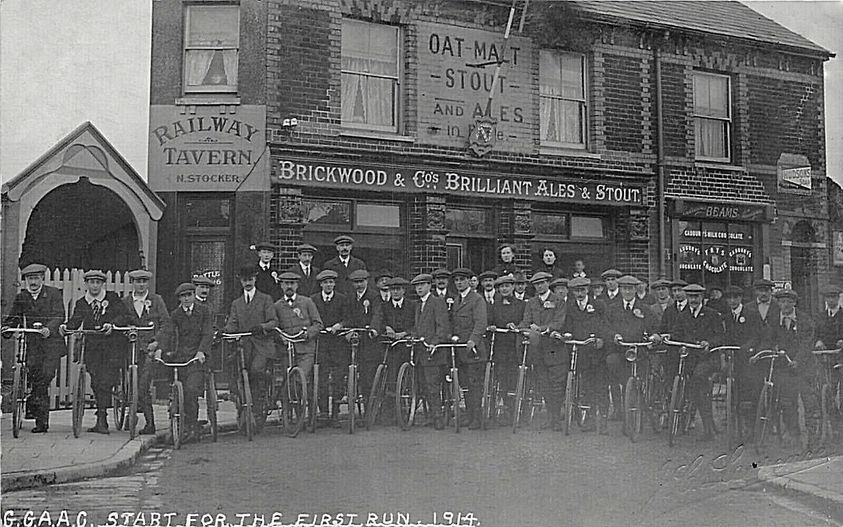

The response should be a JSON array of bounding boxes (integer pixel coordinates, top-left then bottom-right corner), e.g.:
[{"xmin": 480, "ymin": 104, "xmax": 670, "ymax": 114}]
[
  {"xmin": 815, "ymin": 285, "xmax": 843, "ymax": 351},
  {"xmin": 345, "ymin": 269, "xmax": 382, "ymax": 405},
  {"xmin": 253, "ymin": 242, "xmax": 281, "ymax": 301},
  {"xmin": 310, "ymin": 269, "xmax": 348, "ymax": 425},
  {"xmin": 706, "ymin": 285, "xmax": 728, "ymax": 315},
  {"xmin": 722, "ymin": 285, "xmax": 762, "ymax": 416},
  {"xmin": 380, "ymin": 277, "xmax": 416, "ymax": 416},
  {"xmin": 156, "ymin": 283, "xmax": 214, "ymax": 443},
  {"xmin": 745, "ymin": 279, "xmax": 780, "ymax": 343},
  {"xmin": 479, "ymin": 271, "xmax": 498, "ymax": 307},
  {"xmin": 563, "ymin": 277, "xmax": 608, "ymax": 432},
  {"xmin": 550, "ymin": 277, "xmax": 569, "ymax": 305},
  {"xmin": 635, "ymin": 280, "xmax": 656, "ymax": 306},
  {"xmin": 274, "ymin": 271, "xmax": 323, "ymax": 384},
  {"xmin": 433, "ymin": 268, "xmax": 456, "ymax": 301},
  {"xmin": 668, "ymin": 284, "xmax": 725, "ymax": 440},
  {"xmin": 121, "ymin": 269, "xmax": 170, "ymax": 435},
  {"xmin": 410, "ymin": 273, "xmax": 450, "ymax": 429},
  {"xmin": 285, "ymin": 244, "xmax": 320, "ymax": 298},
  {"xmin": 513, "ymin": 271, "xmax": 531, "ymax": 302},
  {"xmin": 323, "ymin": 234, "xmax": 367, "ymax": 297},
  {"xmin": 659, "ymin": 279, "xmax": 690, "ymax": 337},
  {"xmin": 192, "ymin": 275, "xmax": 216, "ymax": 305},
  {"xmin": 516, "ymin": 271, "xmax": 567, "ymax": 431},
  {"xmin": 599, "ymin": 269, "xmax": 623, "ymax": 308},
  {"xmin": 60, "ymin": 270, "xmax": 130, "ymax": 434},
  {"xmin": 374, "ymin": 270, "xmax": 394, "ymax": 305},
  {"xmin": 2, "ymin": 263, "xmax": 66, "ymax": 433},
  {"xmin": 450, "ymin": 267, "xmax": 489, "ymax": 430},
  {"xmin": 223, "ymin": 264, "xmax": 279, "ymax": 420},
  {"xmin": 487, "ymin": 274, "xmax": 525, "ymax": 423},
  {"xmin": 648, "ymin": 279, "xmax": 673, "ymax": 321}
]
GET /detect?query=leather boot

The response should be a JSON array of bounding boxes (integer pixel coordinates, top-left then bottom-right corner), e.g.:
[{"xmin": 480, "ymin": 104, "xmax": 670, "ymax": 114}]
[
  {"xmin": 139, "ymin": 407, "xmax": 156, "ymax": 435},
  {"xmin": 89, "ymin": 413, "xmax": 110, "ymax": 434}
]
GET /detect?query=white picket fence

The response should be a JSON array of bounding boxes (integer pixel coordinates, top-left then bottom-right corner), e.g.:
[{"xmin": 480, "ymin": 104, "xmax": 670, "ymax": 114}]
[{"xmin": 8, "ymin": 268, "xmax": 133, "ymax": 409}]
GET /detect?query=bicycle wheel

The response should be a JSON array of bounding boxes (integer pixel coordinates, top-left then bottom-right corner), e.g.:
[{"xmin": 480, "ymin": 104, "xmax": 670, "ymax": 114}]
[
  {"xmin": 451, "ymin": 367, "xmax": 461, "ymax": 434},
  {"xmin": 625, "ymin": 376, "xmax": 642, "ymax": 443},
  {"xmin": 366, "ymin": 364, "xmax": 387, "ymax": 430},
  {"xmin": 11, "ymin": 364, "xmax": 25, "ymax": 438},
  {"xmin": 170, "ymin": 380, "xmax": 184, "ymax": 449},
  {"xmin": 282, "ymin": 366, "xmax": 308, "ymax": 438},
  {"xmin": 395, "ymin": 363, "xmax": 416, "ymax": 431},
  {"xmin": 240, "ymin": 369, "xmax": 254, "ymax": 441},
  {"xmin": 725, "ymin": 376, "xmax": 739, "ymax": 449},
  {"xmin": 253, "ymin": 376, "xmax": 269, "ymax": 435},
  {"xmin": 308, "ymin": 362, "xmax": 319, "ymax": 433},
  {"xmin": 480, "ymin": 361, "xmax": 494, "ymax": 430},
  {"xmin": 512, "ymin": 366, "xmax": 527, "ymax": 434},
  {"xmin": 113, "ymin": 367, "xmax": 129, "ymax": 432},
  {"xmin": 72, "ymin": 365, "xmax": 87, "ymax": 438},
  {"xmin": 754, "ymin": 384, "xmax": 772, "ymax": 448},
  {"xmin": 347, "ymin": 364, "xmax": 357, "ymax": 435},
  {"xmin": 668, "ymin": 375, "xmax": 684, "ymax": 447},
  {"xmin": 563, "ymin": 370, "xmax": 576, "ymax": 436},
  {"xmin": 206, "ymin": 372, "xmax": 218, "ymax": 442},
  {"xmin": 127, "ymin": 365, "xmax": 139, "ymax": 439},
  {"xmin": 820, "ymin": 384, "xmax": 832, "ymax": 444}
]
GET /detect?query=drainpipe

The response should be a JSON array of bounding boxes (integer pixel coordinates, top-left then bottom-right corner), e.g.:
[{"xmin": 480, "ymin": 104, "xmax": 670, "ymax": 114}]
[{"xmin": 655, "ymin": 32, "xmax": 667, "ymax": 279}]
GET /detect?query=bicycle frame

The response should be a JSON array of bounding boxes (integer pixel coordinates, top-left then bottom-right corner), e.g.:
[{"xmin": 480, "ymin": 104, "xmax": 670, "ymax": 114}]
[
  {"xmin": 156, "ymin": 356, "xmax": 202, "ymax": 449},
  {"xmin": 112, "ymin": 324, "xmax": 154, "ymax": 438},
  {"xmin": 615, "ymin": 336, "xmax": 654, "ymax": 442},
  {"xmin": 485, "ymin": 328, "xmax": 522, "ymax": 428},
  {"xmin": 812, "ymin": 348, "xmax": 842, "ymax": 444},
  {"xmin": 2, "ymin": 322, "xmax": 42, "ymax": 438},
  {"xmin": 337, "ymin": 327, "xmax": 371, "ymax": 434},
  {"xmin": 429, "ymin": 340, "xmax": 469, "ymax": 433},
  {"xmin": 275, "ymin": 329, "xmax": 309, "ymax": 437},
  {"xmin": 749, "ymin": 348, "xmax": 794, "ymax": 449},
  {"xmin": 220, "ymin": 331, "xmax": 256, "ymax": 440},
  {"xmin": 394, "ymin": 337, "xmax": 427, "ymax": 430},
  {"xmin": 662, "ymin": 336, "xmax": 705, "ymax": 446},
  {"xmin": 709, "ymin": 346, "xmax": 742, "ymax": 448},
  {"xmin": 63, "ymin": 327, "xmax": 107, "ymax": 437}
]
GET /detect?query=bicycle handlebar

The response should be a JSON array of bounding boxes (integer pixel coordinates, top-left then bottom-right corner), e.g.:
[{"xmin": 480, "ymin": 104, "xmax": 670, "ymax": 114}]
[
  {"xmin": 812, "ymin": 348, "xmax": 842, "ymax": 356},
  {"xmin": 63, "ymin": 328, "xmax": 109, "ymax": 335},
  {"xmin": 555, "ymin": 332, "xmax": 598, "ymax": 346},
  {"xmin": 156, "ymin": 356, "xmax": 203, "ymax": 368},
  {"xmin": 2, "ymin": 325, "xmax": 45, "ymax": 335},
  {"xmin": 662, "ymin": 337, "xmax": 705, "ymax": 350},
  {"xmin": 275, "ymin": 328, "xmax": 307, "ymax": 342},
  {"xmin": 388, "ymin": 337, "xmax": 426, "ymax": 349},
  {"xmin": 336, "ymin": 326, "xmax": 372, "ymax": 337},
  {"xmin": 487, "ymin": 327, "xmax": 522, "ymax": 334},
  {"xmin": 111, "ymin": 324, "xmax": 155, "ymax": 332},
  {"xmin": 709, "ymin": 346, "xmax": 742, "ymax": 354},
  {"xmin": 749, "ymin": 349, "xmax": 794, "ymax": 366},
  {"xmin": 615, "ymin": 337, "xmax": 654, "ymax": 348},
  {"xmin": 220, "ymin": 331, "xmax": 254, "ymax": 340}
]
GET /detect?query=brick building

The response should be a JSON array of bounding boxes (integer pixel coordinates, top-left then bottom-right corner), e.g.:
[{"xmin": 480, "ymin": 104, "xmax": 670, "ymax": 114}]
[{"xmin": 148, "ymin": 0, "xmax": 834, "ymax": 314}]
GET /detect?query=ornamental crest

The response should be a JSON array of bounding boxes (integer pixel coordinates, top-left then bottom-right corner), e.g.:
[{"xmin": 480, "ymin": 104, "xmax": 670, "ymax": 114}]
[{"xmin": 468, "ymin": 117, "xmax": 497, "ymax": 157}]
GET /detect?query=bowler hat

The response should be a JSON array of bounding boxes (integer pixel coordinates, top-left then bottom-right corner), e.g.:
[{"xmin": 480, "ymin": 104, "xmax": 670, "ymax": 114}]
[
  {"xmin": 128, "ymin": 269, "xmax": 152, "ymax": 281},
  {"xmin": 83, "ymin": 270, "xmax": 107, "ymax": 281},
  {"xmin": 316, "ymin": 269, "xmax": 338, "ymax": 282},
  {"xmin": 375, "ymin": 270, "xmax": 394, "ymax": 281},
  {"xmin": 411, "ymin": 273, "xmax": 433, "ymax": 286},
  {"xmin": 334, "ymin": 235, "xmax": 354, "ymax": 245},
  {"xmin": 254, "ymin": 242, "xmax": 277, "ymax": 252},
  {"xmin": 774, "ymin": 289, "xmax": 798, "ymax": 301},
  {"xmin": 175, "ymin": 283, "xmax": 196, "ymax": 296},
  {"xmin": 348, "ymin": 269, "xmax": 370, "ymax": 281},
  {"xmin": 20, "ymin": 263, "xmax": 47, "ymax": 277},
  {"xmin": 237, "ymin": 264, "xmax": 259, "ymax": 278}
]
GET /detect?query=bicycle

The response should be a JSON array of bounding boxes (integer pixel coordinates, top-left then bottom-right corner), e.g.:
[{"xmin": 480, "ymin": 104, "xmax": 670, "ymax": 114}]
[
  {"xmin": 662, "ymin": 336, "xmax": 706, "ymax": 447},
  {"xmin": 428, "ymin": 338, "xmax": 469, "ymax": 433},
  {"xmin": 553, "ymin": 333, "xmax": 598, "ymax": 436},
  {"xmin": 709, "ymin": 345, "xmax": 743, "ymax": 450},
  {"xmin": 337, "ymin": 327, "xmax": 371, "ymax": 434},
  {"xmin": 615, "ymin": 335, "xmax": 655, "ymax": 442},
  {"xmin": 367, "ymin": 337, "xmax": 413, "ymax": 429},
  {"xmin": 62, "ymin": 327, "xmax": 108, "ymax": 438},
  {"xmin": 511, "ymin": 329, "xmax": 546, "ymax": 434},
  {"xmin": 485, "ymin": 327, "xmax": 522, "ymax": 429},
  {"xmin": 393, "ymin": 337, "xmax": 428, "ymax": 430},
  {"xmin": 274, "ymin": 329, "xmax": 309, "ymax": 438},
  {"xmin": 220, "ymin": 331, "xmax": 257, "ymax": 441},
  {"xmin": 813, "ymin": 348, "xmax": 842, "ymax": 444},
  {"xmin": 750, "ymin": 348, "xmax": 797, "ymax": 449},
  {"xmin": 2, "ymin": 322, "xmax": 44, "ymax": 438},
  {"xmin": 111, "ymin": 324, "xmax": 155, "ymax": 439},
  {"xmin": 155, "ymin": 356, "xmax": 202, "ymax": 449}
]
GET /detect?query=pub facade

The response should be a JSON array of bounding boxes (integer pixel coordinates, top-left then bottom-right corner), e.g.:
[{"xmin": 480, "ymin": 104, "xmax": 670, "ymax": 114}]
[{"xmin": 149, "ymin": 0, "xmax": 834, "ymax": 313}]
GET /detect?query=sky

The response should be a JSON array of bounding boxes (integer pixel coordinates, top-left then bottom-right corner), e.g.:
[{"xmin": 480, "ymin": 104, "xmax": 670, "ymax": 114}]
[{"xmin": 0, "ymin": 0, "xmax": 840, "ymax": 185}]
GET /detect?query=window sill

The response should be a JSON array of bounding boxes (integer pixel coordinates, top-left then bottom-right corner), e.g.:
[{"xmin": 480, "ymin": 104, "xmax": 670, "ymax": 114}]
[
  {"xmin": 176, "ymin": 96, "xmax": 242, "ymax": 106},
  {"xmin": 340, "ymin": 129, "xmax": 416, "ymax": 143},
  {"xmin": 539, "ymin": 145, "xmax": 600, "ymax": 159},
  {"xmin": 694, "ymin": 161, "xmax": 745, "ymax": 172}
]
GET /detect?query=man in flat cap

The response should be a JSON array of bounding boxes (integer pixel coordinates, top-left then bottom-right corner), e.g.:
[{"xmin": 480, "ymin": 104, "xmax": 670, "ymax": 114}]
[
  {"xmin": 599, "ymin": 269, "xmax": 623, "ymax": 308},
  {"xmin": 479, "ymin": 271, "xmax": 498, "ymax": 306},
  {"xmin": 285, "ymin": 244, "xmax": 321, "ymax": 298},
  {"xmin": 223, "ymin": 264, "xmax": 279, "ymax": 430},
  {"xmin": 515, "ymin": 271, "xmax": 567, "ymax": 431},
  {"xmin": 374, "ymin": 270, "xmax": 394, "ymax": 306},
  {"xmin": 747, "ymin": 279, "xmax": 780, "ymax": 331},
  {"xmin": 487, "ymin": 274, "xmax": 525, "ymax": 423},
  {"xmin": 816, "ymin": 285, "xmax": 843, "ymax": 352},
  {"xmin": 410, "ymin": 273, "xmax": 451, "ymax": 429},
  {"xmin": 705, "ymin": 285, "xmax": 727, "ymax": 315},
  {"xmin": 121, "ymin": 269, "xmax": 170, "ymax": 434},
  {"xmin": 635, "ymin": 280, "xmax": 656, "ymax": 306},
  {"xmin": 192, "ymin": 275, "xmax": 216, "ymax": 305},
  {"xmin": 60, "ymin": 270, "xmax": 130, "ymax": 434},
  {"xmin": 311, "ymin": 269, "xmax": 349, "ymax": 425},
  {"xmin": 449, "ymin": 268, "xmax": 489, "ymax": 430},
  {"xmin": 346, "ymin": 268, "xmax": 382, "ymax": 405},
  {"xmin": 513, "ymin": 271, "xmax": 531, "ymax": 302},
  {"xmin": 648, "ymin": 279, "xmax": 673, "ymax": 321},
  {"xmin": 550, "ymin": 277, "xmax": 569, "ymax": 304},
  {"xmin": 659, "ymin": 279, "xmax": 690, "ymax": 342},
  {"xmin": 156, "ymin": 283, "xmax": 214, "ymax": 443},
  {"xmin": 253, "ymin": 242, "xmax": 281, "ymax": 301},
  {"xmin": 274, "ymin": 271, "xmax": 323, "ymax": 404},
  {"xmin": 2, "ymin": 264, "xmax": 66, "ymax": 433},
  {"xmin": 323, "ymin": 235, "xmax": 367, "ymax": 297},
  {"xmin": 721, "ymin": 285, "xmax": 762, "ymax": 418},
  {"xmin": 433, "ymin": 268, "xmax": 455, "ymax": 301}
]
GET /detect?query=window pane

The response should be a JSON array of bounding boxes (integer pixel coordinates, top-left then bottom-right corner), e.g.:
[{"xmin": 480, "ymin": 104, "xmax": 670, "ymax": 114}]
[
  {"xmin": 695, "ymin": 118, "xmax": 727, "ymax": 158},
  {"xmin": 183, "ymin": 197, "xmax": 232, "ymax": 228},
  {"xmin": 357, "ymin": 203, "xmax": 401, "ymax": 228},
  {"xmin": 342, "ymin": 20, "xmax": 397, "ymax": 76},
  {"xmin": 185, "ymin": 49, "xmax": 238, "ymax": 89},
  {"xmin": 694, "ymin": 73, "xmax": 728, "ymax": 118},
  {"xmin": 187, "ymin": 6, "xmax": 239, "ymax": 47},
  {"xmin": 541, "ymin": 97, "xmax": 584, "ymax": 144},
  {"xmin": 533, "ymin": 212, "xmax": 568, "ymax": 236},
  {"xmin": 539, "ymin": 51, "xmax": 561, "ymax": 94},
  {"xmin": 341, "ymin": 73, "xmax": 396, "ymax": 127},
  {"xmin": 302, "ymin": 200, "xmax": 352, "ymax": 226},
  {"xmin": 445, "ymin": 208, "xmax": 493, "ymax": 235},
  {"xmin": 571, "ymin": 216, "xmax": 604, "ymax": 238},
  {"xmin": 558, "ymin": 54, "xmax": 584, "ymax": 99}
]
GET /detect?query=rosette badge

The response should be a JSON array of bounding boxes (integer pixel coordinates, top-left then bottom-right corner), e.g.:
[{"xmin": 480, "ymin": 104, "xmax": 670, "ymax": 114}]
[
  {"xmin": 633, "ymin": 308, "xmax": 643, "ymax": 318},
  {"xmin": 101, "ymin": 300, "xmax": 109, "ymax": 314},
  {"xmin": 586, "ymin": 304, "xmax": 595, "ymax": 313}
]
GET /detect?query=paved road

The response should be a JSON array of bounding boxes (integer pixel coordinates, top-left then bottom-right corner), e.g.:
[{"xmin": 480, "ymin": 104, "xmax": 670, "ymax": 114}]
[{"xmin": 3, "ymin": 421, "xmax": 840, "ymax": 527}]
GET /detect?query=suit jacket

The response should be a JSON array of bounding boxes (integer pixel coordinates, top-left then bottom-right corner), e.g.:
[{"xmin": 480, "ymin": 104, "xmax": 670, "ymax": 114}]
[
  {"xmin": 815, "ymin": 308, "xmax": 843, "ymax": 349},
  {"xmin": 649, "ymin": 300, "xmax": 671, "ymax": 322},
  {"xmin": 346, "ymin": 286, "xmax": 383, "ymax": 361},
  {"xmin": 659, "ymin": 302, "xmax": 689, "ymax": 336},
  {"xmin": 450, "ymin": 289, "xmax": 489, "ymax": 363},
  {"xmin": 487, "ymin": 294, "xmax": 525, "ymax": 364},
  {"xmin": 413, "ymin": 294, "xmax": 451, "ymax": 366},
  {"xmin": 310, "ymin": 291, "xmax": 349, "ymax": 361},
  {"xmin": 723, "ymin": 304, "xmax": 762, "ymax": 374},
  {"xmin": 745, "ymin": 300, "xmax": 781, "ymax": 351},
  {"xmin": 285, "ymin": 263, "xmax": 320, "ymax": 298},
  {"xmin": 773, "ymin": 310, "xmax": 816, "ymax": 375},
  {"xmin": 162, "ymin": 302, "xmax": 214, "ymax": 360},
  {"xmin": 255, "ymin": 264, "xmax": 280, "ymax": 301},
  {"xmin": 121, "ymin": 292, "xmax": 170, "ymax": 351},
  {"xmin": 223, "ymin": 290, "xmax": 279, "ymax": 360},
  {"xmin": 381, "ymin": 298, "xmax": 416, "ymax": 336},
  {"xmin": 600, "ymin": 290, "xmax": 623, "ymax": 309},
  {"xmin": 273, "ymin": 294, "xmax": 323, "ymax": 356},
  {"xmin": 323, "ymin": 255, "xmax": 367, "ymax": 297},
  {"xmin": 520, "ymin": 291, "xmax": 567, "ymax": 365},
  {"xmin": 671, "ymin": 305, "xmax": 725, "ymax": 350},
  {"xmin": 563, "ymin": 296, "xmax": 609, "ymax": 368},
  {"xmin": 606, "ymin": 298, "xmax": 661, "ymax": 357},
  {"xmin": 66, "ymin": 291, "xmax": 129, "ymax": 353},
  {"xmin": 2, "ymin": 285, "xmax": 67, "ymax": 357}
]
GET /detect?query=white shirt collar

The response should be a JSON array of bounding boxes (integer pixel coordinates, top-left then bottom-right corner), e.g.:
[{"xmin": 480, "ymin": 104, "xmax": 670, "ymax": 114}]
[
  {"xmin": 539, "ymin": 291, "xmax": 551, "ymax": 302},
  {"xmin": 732, "ymin": 304, "xmax": 743, "ymax": 317},
  {"xmin": 460, "ymin": 288, "xmax": 471, "ymax": 299},
  {"xmin": 133, "ymin": 291, "xmax": 149, "ymax": 302},
  {"xmin": 393, "ymin": 298, "xmax": 404, "ymax": 308},
  {"xmin": 85, "ymin": 291, "xmax": 106, "ymax": 304},
  {"xmin": 322, "ymin": 291, "xmax": 333, "ymax": 302},
  {"xmin": 260, "ymin": 262, "xmax": 270, "ymax": 270},
  {"xmin": 607, "ymin": 289, "xmax": 618, "ymax": 299},
  {"xmin": 578, "ymin": 298, "xmax": 588, "ymax": 310},
  {"xmin": 285, "ymin": 294, "xmax": 297, "ymax": 303},
  {"xmin": 691, "ymin": 303, "xmax": 703, "ymax": 318},
  {"xmin": 244, "ymin": 289, "xmax": 254, "ymax": 302},
  {"xmin": 624, "ymin": 298, "xmax": 635, "ymax": 310},
  {"xmin": 419, "ymin": 292, "xmax": 431, "ymax": 303}
]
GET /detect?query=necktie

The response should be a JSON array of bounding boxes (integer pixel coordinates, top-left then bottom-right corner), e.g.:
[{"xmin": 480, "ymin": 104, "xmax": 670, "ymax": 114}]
[
  {"xmin": 246, "ymin": 293, "xmax": 251, "ymax": 304},
  {"xmin": 626, "ymin": 303, "xmax": 631, "ymax": 311},
  {"xmin": 287, "ymin": 297, "xmax": 294, "ymax": 307},
  {"xmin": 734, "ymin": 312, "xmax": 739, "ymax": 322},
  {"xmin": 421, "ymin": 299, "xmax": 426, "ymax": 312},
  {"xmin": 785, "ymin": 317, "xmax": 792, "ymax": 330}
]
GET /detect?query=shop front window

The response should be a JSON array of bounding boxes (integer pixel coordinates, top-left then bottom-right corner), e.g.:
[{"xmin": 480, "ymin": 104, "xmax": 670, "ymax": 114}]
[
  {"xmin": 679, "ymin": 220, "xmax": 754, "ymax": 289},
  {"xmin": 530, "ymin": 210, "xmax": 611, "ymax": 276}
]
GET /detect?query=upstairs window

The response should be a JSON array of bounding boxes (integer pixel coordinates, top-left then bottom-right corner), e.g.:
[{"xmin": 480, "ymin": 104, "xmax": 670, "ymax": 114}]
[
  {"xmin": 694, "ymin": 72, "xmax": 731, "ymax": 161},
  {"xmin": 540, "ymin": 51, "xmax": 587, "ymax": 148},
  {"xmin": 184, "ymin": 5, "xmax": 240, "ymax": 94},
  {"xmin": 341, "ymin": 19, "xmax": 400, "ymax": 133}
]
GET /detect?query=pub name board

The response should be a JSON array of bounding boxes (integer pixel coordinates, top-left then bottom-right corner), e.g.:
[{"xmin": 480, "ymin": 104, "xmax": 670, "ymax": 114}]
[
  {"xmin": 673, "ymin": 199, "xmax": 772, "ymax": 222},
  {"xmin": 147, "ymin": 105, "xmax": 268, "ymax": 192},
  {"xmin": 416, "ymin": 22, "xmax": 533, "ymax": 153},
  {"xmin": 274, "ymin": 158, "xmax": 645, "ymax": 206}
]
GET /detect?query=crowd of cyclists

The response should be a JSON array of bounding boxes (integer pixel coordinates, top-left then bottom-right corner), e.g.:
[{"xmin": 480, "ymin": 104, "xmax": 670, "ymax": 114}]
[{"xmin": 3, "ymin": 236, "xmax": 842, "ymax": 449}]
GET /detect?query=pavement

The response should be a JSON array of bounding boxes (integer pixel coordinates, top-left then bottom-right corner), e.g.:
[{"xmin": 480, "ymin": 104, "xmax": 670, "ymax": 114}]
[
  {"xmin": 757, "ymin": 454, "xmax": 843, "ymax": 522},
  {"xmin": 1, "ymin": 400, "xmax": 239, "ymax": 492}
]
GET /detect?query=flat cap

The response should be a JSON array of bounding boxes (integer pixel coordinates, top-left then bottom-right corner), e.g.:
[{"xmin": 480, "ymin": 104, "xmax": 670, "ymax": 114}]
[
  {"xmin": 277, "ymin": 271, "xmax": 301, "ymax": 281},
  {"xmin": 387, "ymin": 277, "xmax": 409, "ymax": 288},
  {"xmin": 530, "ymin": 271, "xmax": 553, "ymax": 284},
  {"xmin": 513, "ymin": 271, "xmax": 528, "ymax": 283},
  {"xmin": 192, "ymin": 276, "xmax": 215, "ymax": 287},
  {"xmin": 296, "ymin": 243, "xmax": 317, "ymax": 254},
  {"xmin": 333, "ymin": 235, "xmax": 354, "ymax": 245},
  {"xmin": 83, "ymin": 270, "xmax": 107, "ymax": 281},
  {"xmin": 411, "ymin": 273, "xmax": 433, "ymax": 285},
  {"xmin": 348, "ymin": 269, "xmax": 370, "ymax": 281},
  {"xmin": 651, "ymin": 279, "xmax": 672, "ymax": 289},
  {"xmin": 494, "ymin": 275, "xmax": 515, "ymax": 286},
  {"xmin": 568, "ymin": 277, "xmax": 591, "ymax": 289},
  {"xmin": 774, "ymin": 289, "xmax": 798, "ymax": 300},
  {"xmin": 316, "ymin": 269, "xmax": 338, "ymax": 282},
  {"xmin": 822, "ymin": 284, "xmax": 842, "ymax": 296},
  {"xmin": 683, "ymin": 283, "xmax": 706, "ymax": 294},
  {"xmin": 724, "ymin": 285, "xmax": 744, "ymax": 297},
  {"xmin": 753, "ymin": 279, "xmax": 775, "ymax": 289},
  {"xmin": 589, "ymin": 279, "xmax": 605, "ymax": 288},
  {"xmin": 452, "ymin": 267, "xmax": 474, "ymax": 278},
  {"xmin": 237, "ymin": 264, "xmax": 259, "ymax": 278},
  {"xmin": 601, "ymin": 269, "xmax": 622, "ymax": 279},
  {"xmin": 432, "ymin": 268, "xmax": 452, "ymax": 279},
  {"xmin": 20, "ymin": 263, "xmax": 47, "ymax": 276},
  {"xmin": 128, "ymin": 269, "xmax": 152, "ymax": 280},
  {"xmin": 175, "ymin": 282, "xmax": 196, "ymax": 296},
  {"xmin": 617, "ymin": 275, "xmax": 642, "ymax": 286},
  {"xmin": 478, "ymin": 270, "xmax": 498, "ymax": 281},
  {"xmin": 550, "ymin": 277, "xmax": 569, "ymax": 288},
  {"xmin": 708, "ymin": 284, "xmax": 723, "ymax": 292},
  {"xmin": 253, "ymin": 241, "xmax": 277, "ymax": 252},
  {"xmin": 374, "ymin": 270, "xmax": 394, "ymax": 281},
  {"xmin": 671, "ymin": 279, "xmax": 688, "ymax": 288}
]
